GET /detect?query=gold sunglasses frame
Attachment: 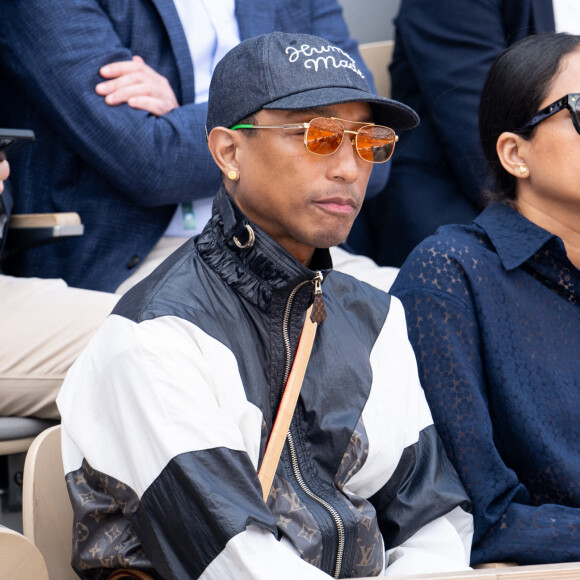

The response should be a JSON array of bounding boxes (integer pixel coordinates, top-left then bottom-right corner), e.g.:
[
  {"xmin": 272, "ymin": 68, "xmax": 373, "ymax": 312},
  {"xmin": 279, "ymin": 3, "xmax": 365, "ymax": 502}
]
[{"xmin": 230, "ymin": 117, "xmax": 398, "ymax": 163}]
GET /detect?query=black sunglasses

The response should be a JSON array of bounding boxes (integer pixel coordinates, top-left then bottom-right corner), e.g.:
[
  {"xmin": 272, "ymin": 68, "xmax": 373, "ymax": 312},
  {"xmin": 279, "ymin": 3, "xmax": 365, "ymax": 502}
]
[{"xmin": 521, "ymin": 93, "xmax": 580, "ymax": 134}]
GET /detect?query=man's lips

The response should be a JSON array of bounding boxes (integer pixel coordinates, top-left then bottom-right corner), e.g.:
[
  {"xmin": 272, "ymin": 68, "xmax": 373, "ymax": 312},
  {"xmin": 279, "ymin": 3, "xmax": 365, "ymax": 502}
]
[{"xmin": 314, "ymin": 196, "xmax": 358, "ymax": 215}]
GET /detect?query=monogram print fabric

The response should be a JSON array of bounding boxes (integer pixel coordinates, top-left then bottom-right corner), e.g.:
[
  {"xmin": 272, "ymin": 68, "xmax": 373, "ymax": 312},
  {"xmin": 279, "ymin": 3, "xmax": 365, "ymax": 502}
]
[
  {"xmin": 268, "ymin": 418, "xmax": 384, "ymax": 577},
  {"xmin": 67, "ymin": 419, "xmax": 383, "ymax": 577},
  {"xmin": 68, "ymin": 460, "xmax": 155, "ymax": 578}
]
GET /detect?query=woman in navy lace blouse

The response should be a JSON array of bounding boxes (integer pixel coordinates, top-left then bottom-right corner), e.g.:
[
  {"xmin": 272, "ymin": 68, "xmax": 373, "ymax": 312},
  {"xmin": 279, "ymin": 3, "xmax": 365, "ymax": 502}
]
[{"xmin": 391, "ymin": 33, "xmax": 580, "ymax": 566}]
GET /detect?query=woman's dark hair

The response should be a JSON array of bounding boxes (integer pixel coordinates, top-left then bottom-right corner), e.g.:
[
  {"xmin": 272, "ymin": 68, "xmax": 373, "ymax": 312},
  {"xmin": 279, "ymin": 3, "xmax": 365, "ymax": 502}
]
[{"xmin": 479, "ymin": 33, "xmax": 580, "ymax": 205}]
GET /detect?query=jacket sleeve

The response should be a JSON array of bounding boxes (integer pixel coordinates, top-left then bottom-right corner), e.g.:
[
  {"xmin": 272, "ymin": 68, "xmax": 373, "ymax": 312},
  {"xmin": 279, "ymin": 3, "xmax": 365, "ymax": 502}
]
[
  {"xmin": 343, "ymin": 297, "xmax": 473, "ymax": 574},
  {"xmin": 393, "ymin": 0, "xmax": 506, "ymax": 201},
  {"xmin": 0, "ymin": 0, "xmax": 221, "ymax": 207},
  {"xmin": 392, "ymin": 261, "xmax": 580, "ymax": 565},
  {"xmin": 57, "ymin": 314, "xmax": 333, "ymax": 579}
]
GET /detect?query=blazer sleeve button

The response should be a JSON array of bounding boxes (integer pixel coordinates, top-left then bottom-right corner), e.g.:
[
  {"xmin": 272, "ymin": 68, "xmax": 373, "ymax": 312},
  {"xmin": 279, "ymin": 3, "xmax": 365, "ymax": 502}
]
[{"xmin": 126, "ymin": 255, "xmax": 140, "ymax": 269}]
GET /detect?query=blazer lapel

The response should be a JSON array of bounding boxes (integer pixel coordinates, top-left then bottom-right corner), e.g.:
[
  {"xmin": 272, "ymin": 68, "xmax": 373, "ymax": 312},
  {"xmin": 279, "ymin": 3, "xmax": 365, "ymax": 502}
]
[{"xmin": 149, "ymin": 0, "xmax": 196, "ymax": 103}]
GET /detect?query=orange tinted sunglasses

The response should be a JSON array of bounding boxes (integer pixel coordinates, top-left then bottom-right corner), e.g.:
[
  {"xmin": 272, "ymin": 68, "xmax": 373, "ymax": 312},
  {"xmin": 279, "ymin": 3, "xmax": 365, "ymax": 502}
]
[{"xmin": 231, "ymin": 117, "xmax": 398, "ymax": 163}]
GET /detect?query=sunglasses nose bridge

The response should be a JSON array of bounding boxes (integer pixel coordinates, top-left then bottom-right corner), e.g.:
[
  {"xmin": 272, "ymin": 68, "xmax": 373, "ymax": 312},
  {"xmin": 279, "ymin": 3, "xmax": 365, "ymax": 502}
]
[
  {"xmin": 342, "ymin": 128, "xmax": 359, "ymax": 146},
  {"xmin": 339, "ymin": 130, "xmax": 361, "ymax": 161},
  {"xmin": 329, "ymin": 128, "xmax": 362, "ymax": 160},
  {"xmin": 305, "ymin": 119, "xmax": 398, "ymax": 161}
]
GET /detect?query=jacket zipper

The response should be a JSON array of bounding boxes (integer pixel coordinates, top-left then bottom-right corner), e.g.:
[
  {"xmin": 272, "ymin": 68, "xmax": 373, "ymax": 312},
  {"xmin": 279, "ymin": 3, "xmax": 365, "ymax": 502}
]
[
  {"xmin": 286, "ymin": 431, "xmax": 345, "ymax": 579},
  {"xmin": 281, "ymin": 271, "xmax": 345, "ymax": 579}
]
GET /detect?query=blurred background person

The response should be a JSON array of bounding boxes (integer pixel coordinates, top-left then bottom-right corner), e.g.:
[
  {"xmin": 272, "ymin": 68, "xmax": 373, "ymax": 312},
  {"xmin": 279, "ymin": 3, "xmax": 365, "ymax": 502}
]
[{"xmin": 362, "ymin": 0, "xmax": 566, "ymax": 267}]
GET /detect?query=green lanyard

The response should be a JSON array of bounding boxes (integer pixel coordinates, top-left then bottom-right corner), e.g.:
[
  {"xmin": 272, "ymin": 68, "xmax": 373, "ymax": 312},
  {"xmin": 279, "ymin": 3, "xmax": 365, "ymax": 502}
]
[{"xmin": 181, "ymin": 202, "xmax": 196, "ymax": 231}]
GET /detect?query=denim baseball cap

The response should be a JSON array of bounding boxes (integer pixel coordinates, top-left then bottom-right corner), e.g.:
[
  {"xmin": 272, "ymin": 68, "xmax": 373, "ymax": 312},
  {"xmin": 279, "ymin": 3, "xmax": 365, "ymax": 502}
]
[{"xmin": 206, "ymin": 31, "xmax": 419, "ymax": 133}]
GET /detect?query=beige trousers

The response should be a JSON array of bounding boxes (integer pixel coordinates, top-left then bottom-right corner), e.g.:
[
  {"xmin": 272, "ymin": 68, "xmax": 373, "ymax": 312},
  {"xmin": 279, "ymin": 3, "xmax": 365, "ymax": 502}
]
[
  {"xmin": 0, "ymin": 276, "xmax": 119, "ymax": 419},
  {"xmin": 0, "ymin": 237, "xmax": 186, "ymax": 420}
]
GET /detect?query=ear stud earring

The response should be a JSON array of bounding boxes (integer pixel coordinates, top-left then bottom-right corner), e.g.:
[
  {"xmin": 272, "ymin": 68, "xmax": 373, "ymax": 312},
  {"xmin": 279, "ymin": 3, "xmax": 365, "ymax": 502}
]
[
  {"xmin": 519, "ymin": 164, "xmax": 528, "ymax": 175},
  {"xmin": 227, "ymin": 170, "xmax": 239, "ymax": 181}
]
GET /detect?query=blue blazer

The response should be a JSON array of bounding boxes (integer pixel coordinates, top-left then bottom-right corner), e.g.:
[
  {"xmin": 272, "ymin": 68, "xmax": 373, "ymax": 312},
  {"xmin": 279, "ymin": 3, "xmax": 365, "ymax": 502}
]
[
  {"xmin": 366, "ymin": 0, "xmax": 555, "ymax": 267},
  {"xmin": 0, "ymin": 0, "xmax": 376, "ymax": 291}
]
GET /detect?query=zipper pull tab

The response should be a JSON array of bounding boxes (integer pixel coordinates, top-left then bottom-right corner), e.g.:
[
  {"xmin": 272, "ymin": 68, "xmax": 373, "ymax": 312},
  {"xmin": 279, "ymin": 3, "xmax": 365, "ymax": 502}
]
[{"xmin": 310, "ymin": 271, "xmax": 326, "ymax": 324}]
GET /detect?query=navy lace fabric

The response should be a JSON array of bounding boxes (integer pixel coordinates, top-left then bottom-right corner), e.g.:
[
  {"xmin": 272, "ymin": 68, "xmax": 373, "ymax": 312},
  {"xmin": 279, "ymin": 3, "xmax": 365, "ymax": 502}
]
[{"xmin": 391, "ymin": 203, "xmax": 580, "ymax": 565}]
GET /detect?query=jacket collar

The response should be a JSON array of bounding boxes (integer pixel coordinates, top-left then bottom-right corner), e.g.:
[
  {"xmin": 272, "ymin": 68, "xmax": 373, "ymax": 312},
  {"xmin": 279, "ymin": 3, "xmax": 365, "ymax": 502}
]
[
  {"xmin": 196, "ymin": 186, "xmax": 332, "ymax": 310},
  {"xmin": 474, "ymin": 203, "xmax": 563, "ymax": 271}
]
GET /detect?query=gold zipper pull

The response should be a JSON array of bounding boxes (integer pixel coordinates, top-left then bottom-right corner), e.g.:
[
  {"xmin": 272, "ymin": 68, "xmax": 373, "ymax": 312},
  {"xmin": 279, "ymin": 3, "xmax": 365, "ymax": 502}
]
[{"xmin": 310, "ymin": 271, "xmax": 327, "ymax": 324}]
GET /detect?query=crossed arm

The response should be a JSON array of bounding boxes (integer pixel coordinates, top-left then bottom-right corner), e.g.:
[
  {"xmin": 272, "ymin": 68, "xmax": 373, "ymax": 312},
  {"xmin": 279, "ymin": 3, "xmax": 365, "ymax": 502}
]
[{"xmin": 96, "ymin": 55, "xmax": 179, "ymax": 116}]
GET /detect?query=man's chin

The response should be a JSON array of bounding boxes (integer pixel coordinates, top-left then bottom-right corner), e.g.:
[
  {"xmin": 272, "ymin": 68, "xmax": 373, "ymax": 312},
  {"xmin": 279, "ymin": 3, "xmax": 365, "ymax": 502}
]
[{"xmin": 310, "ymin": 231, "xmax": 351, "ymax": 250}]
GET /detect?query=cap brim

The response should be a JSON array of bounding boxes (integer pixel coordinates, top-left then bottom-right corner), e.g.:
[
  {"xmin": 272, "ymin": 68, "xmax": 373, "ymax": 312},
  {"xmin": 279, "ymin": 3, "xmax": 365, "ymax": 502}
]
[{"xmin": 262, "ymin": 86, "xmax": 419, "ymax": 130}]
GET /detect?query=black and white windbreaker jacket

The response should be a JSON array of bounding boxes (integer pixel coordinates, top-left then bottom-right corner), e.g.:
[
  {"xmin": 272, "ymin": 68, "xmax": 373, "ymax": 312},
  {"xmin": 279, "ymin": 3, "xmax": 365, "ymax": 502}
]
[{"xmin": 57, "ymin": 187, "xmax": 473, "ymax": 579}]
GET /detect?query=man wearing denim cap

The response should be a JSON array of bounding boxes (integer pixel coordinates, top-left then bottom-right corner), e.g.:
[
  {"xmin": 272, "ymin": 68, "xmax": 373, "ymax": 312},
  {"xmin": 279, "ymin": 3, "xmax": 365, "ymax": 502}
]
[{"xmin": 57, "ymin": 32, "xmax": 473, "ymax": 579}]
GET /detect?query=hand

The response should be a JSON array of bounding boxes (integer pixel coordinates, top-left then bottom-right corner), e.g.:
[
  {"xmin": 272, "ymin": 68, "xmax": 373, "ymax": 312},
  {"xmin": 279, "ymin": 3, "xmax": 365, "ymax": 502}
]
[
  {"xmin": 95, "ymin": 55, "xmax": 179, "ymax": 116},
  {"xmin": 0, "ymin": 159, "xmax": 9, "ymax": 195}
]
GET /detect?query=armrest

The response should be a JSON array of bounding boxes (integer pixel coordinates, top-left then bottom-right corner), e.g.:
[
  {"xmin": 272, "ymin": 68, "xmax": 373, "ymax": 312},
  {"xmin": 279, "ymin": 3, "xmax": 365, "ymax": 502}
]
[
  {"xmin": 3, "ymin": 212, "xmax": 84, "ymax": 260},
  {"xmin": 9, "ymin": 211, "xmax": 83, "ymax": 231}
]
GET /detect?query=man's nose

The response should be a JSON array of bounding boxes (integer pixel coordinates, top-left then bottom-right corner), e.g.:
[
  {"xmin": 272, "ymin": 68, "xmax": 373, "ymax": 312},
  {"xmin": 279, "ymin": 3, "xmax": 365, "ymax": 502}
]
[{"xmin": 329, "ymin": 133, "xmax": 361, "ymax": 183}]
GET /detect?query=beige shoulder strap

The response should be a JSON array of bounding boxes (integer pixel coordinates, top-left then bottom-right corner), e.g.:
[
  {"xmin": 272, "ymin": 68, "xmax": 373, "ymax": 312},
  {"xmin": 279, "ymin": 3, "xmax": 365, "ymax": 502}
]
[{"xmin": 258, "ymin": 304, "xmax": 319, "ymax": 502}]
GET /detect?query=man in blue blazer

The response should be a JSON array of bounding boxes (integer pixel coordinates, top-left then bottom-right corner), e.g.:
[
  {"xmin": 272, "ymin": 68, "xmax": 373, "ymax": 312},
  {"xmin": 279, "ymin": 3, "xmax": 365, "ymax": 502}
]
[
  {"xmin": 364, "ymin": 0, "xmax": 556, "ymax": 267},
  {"xmin": 0, "ymin": 0, "xmax": 385, "ymax": 292}
]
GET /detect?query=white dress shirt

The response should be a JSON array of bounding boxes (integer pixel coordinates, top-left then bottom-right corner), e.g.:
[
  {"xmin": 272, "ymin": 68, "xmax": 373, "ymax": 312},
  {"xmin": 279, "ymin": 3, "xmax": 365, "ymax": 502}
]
[{"xmin": 553, "ymin": 0, "xmax": 580, "ymax": 34}]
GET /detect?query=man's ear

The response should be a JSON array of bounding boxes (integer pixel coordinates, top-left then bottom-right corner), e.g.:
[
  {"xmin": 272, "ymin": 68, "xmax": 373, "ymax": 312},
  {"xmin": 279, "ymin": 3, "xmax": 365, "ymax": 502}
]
[
  {"xmin": 207, "ymin": 127, "xmax": 240, "ymax": 177},
  {"xmin": 496, "ymin": 131, "xmax": 530, "ymax": 179}
]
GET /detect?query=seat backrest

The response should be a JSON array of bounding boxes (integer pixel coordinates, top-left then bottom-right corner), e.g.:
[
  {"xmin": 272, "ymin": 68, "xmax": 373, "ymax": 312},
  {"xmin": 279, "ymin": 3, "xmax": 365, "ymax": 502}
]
[
  {"xmin": 358, "ymin": 40, "xmax": 395, "ymax": 98},
  {"xmin": 22, "ymin": 425, "xmax": 77, "ymax": 580},
  {"xmin": 0, "ymin": 525, "xmax": 49, "ymax": 580}
]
